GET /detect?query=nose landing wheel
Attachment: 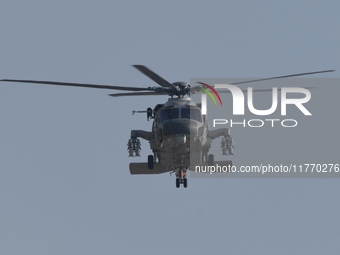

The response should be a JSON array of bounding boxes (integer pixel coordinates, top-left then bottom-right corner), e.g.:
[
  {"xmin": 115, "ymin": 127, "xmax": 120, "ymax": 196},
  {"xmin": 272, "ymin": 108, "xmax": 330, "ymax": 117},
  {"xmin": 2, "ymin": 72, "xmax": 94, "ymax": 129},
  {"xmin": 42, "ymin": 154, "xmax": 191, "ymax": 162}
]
[{"xmin": 176, "ymin": 170, "xmax": 187, "ymax": 188}]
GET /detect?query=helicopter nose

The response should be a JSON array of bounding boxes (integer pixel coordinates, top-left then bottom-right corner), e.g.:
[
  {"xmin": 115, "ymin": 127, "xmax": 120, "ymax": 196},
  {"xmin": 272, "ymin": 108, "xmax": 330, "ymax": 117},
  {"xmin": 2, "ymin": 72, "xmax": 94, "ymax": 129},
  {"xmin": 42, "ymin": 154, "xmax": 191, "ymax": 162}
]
[
  {"xmin": 175, "ymin": 134, "xmax": 186, "ymax": 144},
  {"xmin": 163, "ymin": 119, "xmax": 198, "ymax": 136}
]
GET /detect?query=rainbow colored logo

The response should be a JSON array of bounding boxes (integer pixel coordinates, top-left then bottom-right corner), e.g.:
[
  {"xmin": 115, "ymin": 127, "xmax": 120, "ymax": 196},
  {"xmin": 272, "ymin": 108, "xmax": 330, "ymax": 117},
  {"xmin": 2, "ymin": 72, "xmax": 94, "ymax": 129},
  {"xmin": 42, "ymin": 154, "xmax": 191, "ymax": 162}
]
[{"xmin": 197, "ymin": 82, "xmax": 223, "ymax": 106}]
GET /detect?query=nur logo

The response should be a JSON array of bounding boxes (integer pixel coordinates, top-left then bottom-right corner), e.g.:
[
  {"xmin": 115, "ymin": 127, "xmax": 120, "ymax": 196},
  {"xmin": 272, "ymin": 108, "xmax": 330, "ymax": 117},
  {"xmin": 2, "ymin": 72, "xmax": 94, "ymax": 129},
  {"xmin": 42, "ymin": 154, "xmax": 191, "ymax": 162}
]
[{"xmin": 199, "ymin": 83, "xmax": 312, "ymax": 116}]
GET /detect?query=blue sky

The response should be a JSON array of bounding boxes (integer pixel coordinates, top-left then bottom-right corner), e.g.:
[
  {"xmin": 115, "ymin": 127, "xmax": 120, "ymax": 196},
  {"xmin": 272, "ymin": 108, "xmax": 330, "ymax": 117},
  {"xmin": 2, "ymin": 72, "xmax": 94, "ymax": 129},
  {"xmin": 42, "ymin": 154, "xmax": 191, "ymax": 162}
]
[{"xmin": 0, "ymin": 1, "xmax": 339, "ymax": 254}]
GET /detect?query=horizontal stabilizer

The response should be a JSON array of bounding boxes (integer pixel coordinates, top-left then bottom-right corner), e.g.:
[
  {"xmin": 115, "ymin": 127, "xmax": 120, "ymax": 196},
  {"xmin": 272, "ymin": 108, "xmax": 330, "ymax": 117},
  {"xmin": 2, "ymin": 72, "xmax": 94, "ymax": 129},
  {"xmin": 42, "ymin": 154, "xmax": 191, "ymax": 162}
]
[{"xmin": 129, "ymin": 162, "xmax": 169, "ymax": 175}]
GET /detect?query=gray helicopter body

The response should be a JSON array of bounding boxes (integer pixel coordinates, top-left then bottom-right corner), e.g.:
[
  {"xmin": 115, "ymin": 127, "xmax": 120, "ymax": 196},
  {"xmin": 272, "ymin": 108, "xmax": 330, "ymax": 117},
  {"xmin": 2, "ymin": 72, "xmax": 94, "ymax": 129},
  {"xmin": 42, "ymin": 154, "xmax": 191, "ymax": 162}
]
[
  {"xmin": 1, "ymin": 65, "xmax": 333, "ymax": 188},
  {"xmin": 128, "ymin": 96, "xmax": 234, "ymax": 188}
]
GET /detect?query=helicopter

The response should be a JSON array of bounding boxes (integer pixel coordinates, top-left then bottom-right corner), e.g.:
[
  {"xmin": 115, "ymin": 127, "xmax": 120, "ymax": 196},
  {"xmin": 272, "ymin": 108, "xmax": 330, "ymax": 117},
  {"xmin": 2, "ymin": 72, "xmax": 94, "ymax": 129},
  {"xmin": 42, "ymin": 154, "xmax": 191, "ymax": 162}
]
[{"xmin": 1, "ymin": 66, "xmax": 334, "ymax": 188}]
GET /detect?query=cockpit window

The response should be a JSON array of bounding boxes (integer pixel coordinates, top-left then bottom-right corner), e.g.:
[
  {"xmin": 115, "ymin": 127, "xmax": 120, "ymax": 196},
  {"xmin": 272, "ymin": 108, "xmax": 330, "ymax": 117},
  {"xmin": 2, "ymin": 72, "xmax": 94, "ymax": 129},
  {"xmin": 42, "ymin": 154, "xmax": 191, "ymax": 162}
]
[
  {"xmin": 181, "ymin": 108, "xmax": 202, "ymax": 122},
  {"xmin": 159, "ymin": 108, "xmax": 179, "ymax": 122},
  {"xmin": 159, "ymin": 107, "xmax": 202, "ymax": 122}
]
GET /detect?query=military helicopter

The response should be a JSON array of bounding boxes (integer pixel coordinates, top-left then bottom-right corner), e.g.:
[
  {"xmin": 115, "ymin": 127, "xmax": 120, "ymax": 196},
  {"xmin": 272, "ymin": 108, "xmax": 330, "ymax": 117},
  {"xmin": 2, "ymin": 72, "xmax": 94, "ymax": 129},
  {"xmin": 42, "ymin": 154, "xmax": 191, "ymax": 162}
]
[{"xmin": 1, "ymin": 66, "xmax": 334, "ymax": 188}]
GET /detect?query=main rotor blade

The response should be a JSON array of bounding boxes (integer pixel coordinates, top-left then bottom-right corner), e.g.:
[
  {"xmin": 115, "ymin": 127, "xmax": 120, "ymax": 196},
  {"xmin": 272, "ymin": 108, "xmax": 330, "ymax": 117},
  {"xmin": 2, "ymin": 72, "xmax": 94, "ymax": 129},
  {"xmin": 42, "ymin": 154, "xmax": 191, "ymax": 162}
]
[
  {"xmin": 109, "ymin": 92, "xmax": 165, "ymax": 97},
  {"xmin": 133, "ymin": 65, "xmax": 175, "ymax": 89},
  {"xmin": 0, "ymin": 79, "xmax": 149, "ymax": 91},
  {"xmin": 231, "ymin": 70, "xmax": 335, "ymax": 85}
]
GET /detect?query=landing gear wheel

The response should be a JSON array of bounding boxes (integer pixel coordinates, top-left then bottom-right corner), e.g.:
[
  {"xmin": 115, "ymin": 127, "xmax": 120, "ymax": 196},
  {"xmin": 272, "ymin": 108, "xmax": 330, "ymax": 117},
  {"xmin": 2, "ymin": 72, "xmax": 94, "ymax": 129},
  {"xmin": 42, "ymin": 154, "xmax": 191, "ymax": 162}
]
[
  {"xmin": 208, "ymin": 154, "xmax": 214, "ymax": 166},
  {"xmin": 176, "ymin": 178, "xmax": 180, "ymax": 188},
  {"xmin": 147, "ymin": 155, "xmax": 154, "ymax": 169},
  {"xmin": 183, "ymin": 178, "xmax": 188, "ymax": 188}
]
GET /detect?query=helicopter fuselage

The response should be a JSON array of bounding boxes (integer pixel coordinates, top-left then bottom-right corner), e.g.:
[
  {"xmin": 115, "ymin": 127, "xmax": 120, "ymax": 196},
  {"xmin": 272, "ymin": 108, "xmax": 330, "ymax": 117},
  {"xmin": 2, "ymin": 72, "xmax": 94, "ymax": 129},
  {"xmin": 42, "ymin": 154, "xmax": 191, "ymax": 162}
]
[
  {"xmin": 152, "ymin": 98, "xmax": 208, "ymax": 169},
  {"xmin": 128, "ymin": 97, "xmax": 233, "ymax": 179}
]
